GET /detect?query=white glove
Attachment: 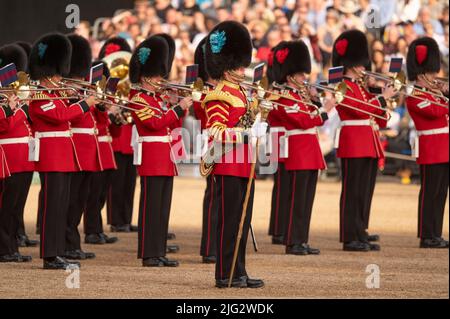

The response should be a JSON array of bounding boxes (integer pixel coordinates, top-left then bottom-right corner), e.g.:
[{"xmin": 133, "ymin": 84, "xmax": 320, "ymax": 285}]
[{"xmin": 251, "ymin": 121, "xmax": 268, "ymax": 138}]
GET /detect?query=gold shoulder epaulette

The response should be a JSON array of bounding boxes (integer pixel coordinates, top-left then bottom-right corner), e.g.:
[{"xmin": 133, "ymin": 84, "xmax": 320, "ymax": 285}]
[
  {"xmin": 31, "ymin": 92, "xmax": 51, "ymax": 100},
  {"xmin": 131, "ymin": 93, "xmax": 150, "ymax": 106},
  {"xmin": 202, "ymin": 82, "xmax": 246, "ymax": 109}
]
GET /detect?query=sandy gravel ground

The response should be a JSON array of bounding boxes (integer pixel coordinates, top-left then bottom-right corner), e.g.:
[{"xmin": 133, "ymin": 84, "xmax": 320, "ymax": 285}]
[{"xmin": 0, "ymin": 177, "xmax": 448, "ymax": 299}]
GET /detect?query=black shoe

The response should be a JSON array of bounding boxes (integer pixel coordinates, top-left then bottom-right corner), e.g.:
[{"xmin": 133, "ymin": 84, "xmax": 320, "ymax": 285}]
[
  {"xmin": 129, "ymin": 225, "xmax": 138, "ymax": 232},
  {"xmin": 43, "ymin": 257, "xmax": 80, "ymax": 270},
  {"xmin": 110, "ymin": 224, "xmax": 130, "ymax": 232},
  {"xmin": 167, "ymin": 233, "xmax": 176, "ymax": 240},
  {"xmin": 245, "ymin": 277, "xmax": 265, "ymax": 288},
  {"xmin": 343, "ymin": 241, "xmax": 370, "ymax": 252},
  {"xmin": 166, "ymin": 244, "xmax": 180, "ymax": 254},
  {"xmin": 215, "ymin": 277, "xmax": 247, "ymax": 289},
  {"xmin": 420, "ymin": 238, "xmax": 448, "ymax": 249},
  {"xmin": 367, "ymin": 243, "xmax": 381, "ymax": 251},
  {"xmin": 367, "ymin": 234, "xmax": 380, "ymax": 242},
  {"xmin": 0, "ymin": 254, "xmax": 17, "ymax": 262},
  {"xmin": 286, "ymin": 243, "xmax": 320, "ymax": 255},
  {"xmin": 85, "ymin": 233, "xmax": 106, "ymax": 245},
  {"xmin": 17, "ymin": 235, "xmax": 38, "ymax": 247},
  {"xmin": 142, "ymin": 257, "xmax": 179, "ymax": 267},
  {"xmin": 99, "ymin": 233, "xmax": 118, "ymax": 244},
  {"xmin": 272, "ymin": 235, "xmax": 285, "ymax": 245},
  {"xmin": 64, "ymin": 249, "xmax": 96, "ymax": 260},
  {"xmin": 202, "ymin": 256, "xmax": 216, "ymax": 264},
  {"xmin": 12, "ymin": 252, "xmax": 32, "ymax": 262}
]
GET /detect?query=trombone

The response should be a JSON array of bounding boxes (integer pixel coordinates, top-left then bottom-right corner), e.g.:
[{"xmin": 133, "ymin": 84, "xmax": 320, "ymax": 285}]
[
  {"xmin": 304, "ymin": 81, "xmax": 391, "ymax": 121},
  {"xmin": 158, "ymin": 78, "xmax": 205, "ymax": 101},
  {"xmin": 61, "ymin": 77, "xmax": 163, "ymax": 117},
  {"xmin": 240, "ymin": 79, "xmax": 321, "ymax": 116}
]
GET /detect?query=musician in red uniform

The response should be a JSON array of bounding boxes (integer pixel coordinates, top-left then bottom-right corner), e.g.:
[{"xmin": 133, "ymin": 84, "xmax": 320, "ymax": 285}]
[
  {"xmin": 28, "ymin": 33, "xmax": 97, "ymax": 269},
  {"xmin": 128, "ymin": 35, "xmax": 192, "ymax": 267},
  {"xmin": 270, "ymin": 40, "xmax": 336, "ymax": 255},
  {"xmin": 64, "ymin": 34, "xmax": 98, "ymax": 260},
  {"xmin": 193, "ymin": 37, "xmax": 219, "ymax": 264},
  {"xmin": 331, "ymin": 30, "xmax": 396, "ymax": 252},
  {"xmin": 266, "ymin": 43, "xmax": 291, "ymax": 246},
  {"xmin": 84, "ymin": 61, "xmax": 119, "ymax": 245},
  {"xmin": 203, "ymin": 21, "xmax": 265, "ymax": 288},
  {"xmin": 0, "ymin": 44, "xmax": 35, "ymax": 263},
  {"xmin": 406, "ymin": 37, "xmax": 449, "ymax": 249},
  {"xmin": 96, "ymin": 38, "xmax": 138, "ymax": 237}
]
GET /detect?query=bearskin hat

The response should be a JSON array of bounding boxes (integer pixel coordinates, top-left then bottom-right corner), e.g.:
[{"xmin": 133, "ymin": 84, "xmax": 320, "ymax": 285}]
[
  {"xmin": 14, "ymin": 41, "xmax": 32, "ymax": 59},
  {"xmin": 205, "ymin": 21, "xmax": 253, "ymax": 80},
  {"xmin": 129, "ymin": 36, "xmax": 170, "ymax": 84},
  {"xmin": 154, "ymin": 33, "xmax": 175, "ymax": 74},
  {"xmin": 194, "ymin": 37, "xmax": 209, "ymax": 82},
  {"xmin": 267, "ymin": 41, "xmax": 286, "ymax": 85},
  {"xmin": 0, "ymin": 44, "xmax": 28, "ymax": 72},
  {"xmin": 29, "ymin": 33, "xmax": 72, "ymax": 80},
  {"xmin": 271, "ymin": 40, "xmax": 311, "ymax": 84},
  {"xmin": 98, "ymin": 37, "xmax": 131, "ymax": 59},
  {"xmin": 67, "ymin": 34, "xmax": 92, "ymax": 78},
  {"xmin": 332, "ymin": 29, "xmax": 370, "ymax": 70},
  {"xmin": 406, "ymin": 37, "xmax": 441, "ymax": 81}
]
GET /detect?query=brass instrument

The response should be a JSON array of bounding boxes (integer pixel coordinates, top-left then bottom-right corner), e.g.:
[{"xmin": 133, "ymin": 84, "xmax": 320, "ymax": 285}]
[
  {"xmin": 240, "ymin": 77, "xmax": 321, "ymax": 116},
  {"xmin": 304, "ymin": 81, "xmax": 391, "ymax": 121},
  {"xmin": 61, "ymin": 78, "xmax": 163, "ymax": 118},
  {"xmin": 159, "ymin": 78, "xmax": 205, "ymax": 102}
]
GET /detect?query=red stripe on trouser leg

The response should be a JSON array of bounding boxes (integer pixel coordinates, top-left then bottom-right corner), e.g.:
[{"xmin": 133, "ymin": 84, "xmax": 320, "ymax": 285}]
[
  {"xmin": 220, "ymin": 176, "xmax": 225, "ymax": 279},
  {"xmin": 274, "ymin": 168, "xmax": 281, "ymax": 235},
  {"xmin": 41, "ymin": 173, "xmax": 48, "ymax": 258},
  {"xmin": 341, "ymin": 159, "xmax": 348, "ymax": 242},
  {"xmin": 287, "ymin": 172, "xmax": 296, "ymax": 245},
  {"xmin": 141, "ymin": 178, "xmax": 148, "ymax": 258},
  {"xmin": 419, "ymin": 165, "xmax": 426, "ymax": 239},
  {"xmin": 206, "ymin": 177, "xmax": 214, "ymax": 256}
]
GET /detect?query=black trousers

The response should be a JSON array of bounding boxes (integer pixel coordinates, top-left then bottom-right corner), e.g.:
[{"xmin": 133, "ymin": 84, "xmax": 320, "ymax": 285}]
[
  {"xmin": 215, "ymin": 175, "xmax": 254, "ymax": 281},
  {"xmin": 66, "ymin": 171, "xmax": 92, "ymax": 251},
  {"xmin": 285, "ymin": 170, "xmax": 318, "ymax": 246},
  {"xmin": 363, "ymin": 158, "xmax": 378, "ymax": 231},
  {"xmin": 418, "ymin": 163, "xmax": 449, "ymax": 239},
  {"xmin": 107, "ymin": 153, "xmax": 136, "ymax": 226},
  {"xmin": 268, "ymin": 163, "xmax": 291, "ymax": 237},
  {"xmin": 0, "ymin": 172, "xmax": 33, "ymax": 255},
  {"xmin": 138, "ymin": 176, "xmax": 173, "ymax": 259},
  {"xmin": 84, "ymin": 170, "xmax": 114, "ymax": 235},
  {"xmin": 339, "ymin": 158, "xmax": 378, "ymax": 243},
  {"xmin": 200, "ymin": 174, "xmax": 218, "ymax": 257},
  {"xmin": 39, "ymin": 172, "xmax": 71, "ymax": 259}
]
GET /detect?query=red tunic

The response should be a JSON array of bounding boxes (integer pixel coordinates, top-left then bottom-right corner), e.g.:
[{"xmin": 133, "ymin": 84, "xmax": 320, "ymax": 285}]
[
  {"xmin": 92, "ymin": 107, "xmax": 117, "ymax": 170},
  {"xmin": 129, "ymin": 90, "xmax": 184, "ymax": 176},
  {"xmin": 335, "ymin": 78, "xmax": 387, "ymax": 159},
  {"xmin": 202, "ymin": 80, "xmax": 255, "ymax": 178},
  {"xmin": 0, "ymin": 106, "xmax": 12, "ymax": 179},
  {"xmin": 29, "ymin": 91, "xmax": 89, "ymax": 172},
  {"xmin": 267, "ymin": 96, "xmax": 286, "ymax": 163},
  {"xmin": 406, "ymin": 88, "xmax": 449, "ymax": 165},
  {"xmin": 277, "ymin": 90, "xmax": 327, "ymax": 170},
  {"xmin": 70, "ymin": 108, "xmax": 103, "ymax": 172},
  {"xmin": 0, "ymin": 107, "xmax": 35, "ymax": 174},
  {"xmin": 111, "ymin": 123, "xmax": 134, "ymax": 155}
]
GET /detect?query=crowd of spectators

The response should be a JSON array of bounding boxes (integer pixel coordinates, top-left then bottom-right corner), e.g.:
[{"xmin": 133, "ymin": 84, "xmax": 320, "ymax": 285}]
[{"xmin": 74, "ymin": 0, "xmax": 449, "ymax": 182}]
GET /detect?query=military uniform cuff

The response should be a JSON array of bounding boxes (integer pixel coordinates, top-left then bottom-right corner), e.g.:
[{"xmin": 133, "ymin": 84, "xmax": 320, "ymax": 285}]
[
  {"xmin": 79, "ymin": 100, "xmax": 90, "ymax": 113},
  {"xmin": 173, "ymin": 105, "xmax": 184, "ymax": 118},
  {"xmin": 2, "ymin": 105, "xmax": 14, "ymax": 117},
  {"xmin": 320, "ymin": 112, "xmax": 329, "ymax": 121},
  {"xmin": 377, "ymin": 96, "xmax": 387, "ymax": 109}
]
